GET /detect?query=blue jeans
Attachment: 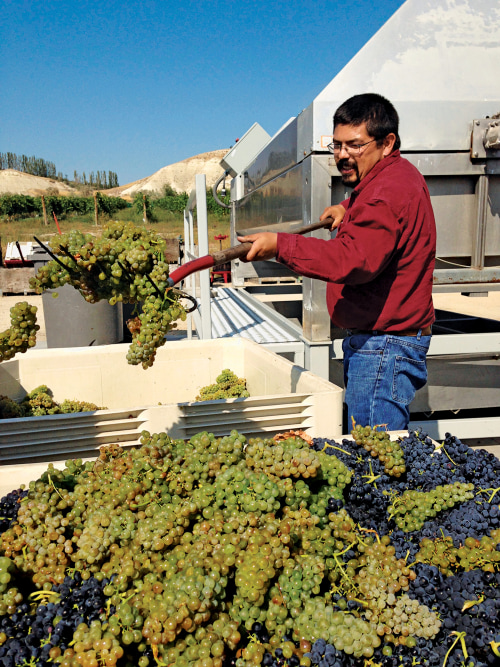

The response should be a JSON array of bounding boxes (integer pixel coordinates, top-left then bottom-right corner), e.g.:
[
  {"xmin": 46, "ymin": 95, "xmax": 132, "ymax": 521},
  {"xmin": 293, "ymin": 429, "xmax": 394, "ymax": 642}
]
[{"xmin": 342, "ymin": 332, "xmax": 431, "ymax": 431}]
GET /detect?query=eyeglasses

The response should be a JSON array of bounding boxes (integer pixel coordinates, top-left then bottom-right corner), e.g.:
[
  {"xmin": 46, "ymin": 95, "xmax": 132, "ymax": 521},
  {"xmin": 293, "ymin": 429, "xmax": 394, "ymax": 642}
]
[{"xmin": 327, "ymin": 139, "xmax": 376, "ymax": 156}]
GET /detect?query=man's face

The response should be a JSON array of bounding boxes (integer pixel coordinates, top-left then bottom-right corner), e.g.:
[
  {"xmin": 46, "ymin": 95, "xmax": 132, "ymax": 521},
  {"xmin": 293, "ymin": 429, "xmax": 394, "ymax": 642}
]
[{"xmin": 333, "ymin": 122, "xmax": 392, "ymax": 187}]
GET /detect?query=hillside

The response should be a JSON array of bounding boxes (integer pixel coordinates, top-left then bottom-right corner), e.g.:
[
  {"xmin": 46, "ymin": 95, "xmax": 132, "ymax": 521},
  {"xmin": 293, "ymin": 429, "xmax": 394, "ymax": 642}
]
[
  {"xmin": 106, "ymin": 149, "xmax": 230, "ymax": 198},
  {"xmin": 0, "ymin": 149, "xmax": 230, "ymax": 199},
  {"xmin": 0, "ymin": 169, "xmax": 78, "ymax": 196}
]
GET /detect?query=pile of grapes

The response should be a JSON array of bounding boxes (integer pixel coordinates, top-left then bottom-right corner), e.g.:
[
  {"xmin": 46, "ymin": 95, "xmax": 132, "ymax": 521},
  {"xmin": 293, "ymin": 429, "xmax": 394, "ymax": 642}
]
[
  {"xmin": 0, "ymin": 425, "xmax": 499, "ymax": 667},
  {"xmin": 29, "ymin": 222, "xmax": 187, "ymax": 368},
  {"xmin": 0, "ymin": 301, "xmax": 39, "ymax": 363},
  {"xmin": 196, "ymin": 369, "xmax": 250, "ymax": 402},
  {"xmin": 0, "ymin": 385, "xmax": 106, "ymax": 420}
]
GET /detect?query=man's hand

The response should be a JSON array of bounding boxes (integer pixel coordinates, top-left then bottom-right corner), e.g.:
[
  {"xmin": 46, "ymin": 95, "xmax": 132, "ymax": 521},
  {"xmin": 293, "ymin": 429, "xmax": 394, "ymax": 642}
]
[
  {"xmin": 320, "ymin": 204, "xmax": 346, "ymax": 230},
  {"xmin": 236, "ymin": 232, "xmax": 278, "ymax": 262}
]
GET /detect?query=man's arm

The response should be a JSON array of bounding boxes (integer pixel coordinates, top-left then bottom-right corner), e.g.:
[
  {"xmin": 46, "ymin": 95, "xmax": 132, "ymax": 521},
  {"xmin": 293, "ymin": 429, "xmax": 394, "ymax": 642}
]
[{"xmin": 276, "ymin": 199, "xmax": 401, "ymax": 285}]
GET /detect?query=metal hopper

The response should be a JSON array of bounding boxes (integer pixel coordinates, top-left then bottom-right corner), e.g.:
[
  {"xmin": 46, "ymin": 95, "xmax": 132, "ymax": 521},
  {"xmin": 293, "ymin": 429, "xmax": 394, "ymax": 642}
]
[{"xmin": 228, "ymin": 0, "xmax": 500, "ymax": 345}]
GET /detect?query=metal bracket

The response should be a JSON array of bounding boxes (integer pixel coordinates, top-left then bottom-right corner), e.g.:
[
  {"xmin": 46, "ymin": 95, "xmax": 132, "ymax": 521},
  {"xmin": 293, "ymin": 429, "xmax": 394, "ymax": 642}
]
[{"xmin": 471, "ymin": 118, "xmax": 500, "ymax": 159}]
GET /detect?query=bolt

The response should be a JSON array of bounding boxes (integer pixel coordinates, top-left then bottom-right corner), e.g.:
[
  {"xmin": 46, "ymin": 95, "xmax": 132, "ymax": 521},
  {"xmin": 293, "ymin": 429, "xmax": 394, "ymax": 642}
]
[{"xmin": 473, "ymin": 152, "xmax": 478, "ymax": 158}]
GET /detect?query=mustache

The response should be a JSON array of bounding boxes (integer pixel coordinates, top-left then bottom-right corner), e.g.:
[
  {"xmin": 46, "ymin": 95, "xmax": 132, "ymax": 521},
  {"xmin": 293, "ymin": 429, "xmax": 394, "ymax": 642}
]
[{"xmin": 336, "ymin": 158, "xmax": 356, "ymax": 171}]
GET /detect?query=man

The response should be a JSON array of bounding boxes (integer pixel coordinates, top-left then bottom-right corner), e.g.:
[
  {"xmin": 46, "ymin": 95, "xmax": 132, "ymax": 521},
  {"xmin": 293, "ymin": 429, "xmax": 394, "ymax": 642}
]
[{"xmin": 238, "ymin": 93, "xmax": 436, "ymax": 430}]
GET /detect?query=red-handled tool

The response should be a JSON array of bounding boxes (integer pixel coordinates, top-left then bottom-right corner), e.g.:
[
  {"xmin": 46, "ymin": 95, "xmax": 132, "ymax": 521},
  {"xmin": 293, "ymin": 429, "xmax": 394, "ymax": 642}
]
[{"xmin": 167, "ymin": 218, "xmax": 334, "ymax": 287}]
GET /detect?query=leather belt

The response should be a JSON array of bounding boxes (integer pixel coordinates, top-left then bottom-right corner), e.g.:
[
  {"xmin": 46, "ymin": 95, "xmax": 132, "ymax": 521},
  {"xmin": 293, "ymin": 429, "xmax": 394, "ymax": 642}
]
[{"xmin": 347, "ymin": 326, "xmax": 432, "ymax": 337}]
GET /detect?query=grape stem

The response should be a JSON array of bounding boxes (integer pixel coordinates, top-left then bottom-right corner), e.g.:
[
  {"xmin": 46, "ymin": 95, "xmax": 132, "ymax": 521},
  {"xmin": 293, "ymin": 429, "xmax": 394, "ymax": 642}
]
[
  {"xmin": 332, "ymin": 541, "xmax": 358, "ymax": 592},
  {"xmin": 29, "ymin": 590, "xmax": 60, "ymax": 603},
  {"xmin": 320, "ymin": 442, "xmax": 352, "ymax": 457},
  {"xmin": 358, "ymin": 527, "xmax": 381, "ymax": 545},
  {"xmin": 434, "ymin": 442, "xmax": 458, "ymax": 466},
  {"xmin": 19, "ymin": 658, "xmax": 38, "ymax": 667},
  {"xmin": 363, "ymin": 659, "xmax": 383, "ymax": 667},
  {"xmin": 152, "ymin": 644, "xmax": 169, "ymax": 666},
  {"xmin": 442, "ymin": 631, "xmax": 468, "ymax": 667},
  {"xmin": 361, "ymin": 461, "xmax": 381, "ymax": 489},
  {"xmin": 48, "ymin": 474, "xmax": 65, "ymax": 500},
  {"xmin": 490, "ymin": 638, "xmax": 500, "ymax": 657},
  {"xmin": 477, "ymin": 486, "xmax": 500, "ymax": 503},
  {"xmin": 461, "ymin": 594, "xmax": 484, "ymax": 612}
]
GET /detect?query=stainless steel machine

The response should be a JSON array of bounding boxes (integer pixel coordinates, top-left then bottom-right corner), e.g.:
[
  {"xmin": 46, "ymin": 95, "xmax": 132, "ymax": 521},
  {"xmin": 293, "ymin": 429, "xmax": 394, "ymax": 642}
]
[{"xmin": 223, "ymin": 0, "xmax": 500, "ymax": 439}]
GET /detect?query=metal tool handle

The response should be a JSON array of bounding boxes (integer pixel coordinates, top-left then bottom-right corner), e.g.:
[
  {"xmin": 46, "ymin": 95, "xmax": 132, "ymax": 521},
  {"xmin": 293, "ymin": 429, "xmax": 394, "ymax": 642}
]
[
  {"xmin": 167, "ymin": 217, "xmax": 335, "ymax": 286},
  {"xmin": 210, "ymin": 217, "xmax": 334, "ymax": 266}
]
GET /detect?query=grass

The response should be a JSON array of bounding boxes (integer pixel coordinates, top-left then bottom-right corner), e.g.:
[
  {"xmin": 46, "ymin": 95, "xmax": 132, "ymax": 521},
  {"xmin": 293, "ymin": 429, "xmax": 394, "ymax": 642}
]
[{"xmin": 0, "ymin": 210, "xmax": 231, "ymax": 259}]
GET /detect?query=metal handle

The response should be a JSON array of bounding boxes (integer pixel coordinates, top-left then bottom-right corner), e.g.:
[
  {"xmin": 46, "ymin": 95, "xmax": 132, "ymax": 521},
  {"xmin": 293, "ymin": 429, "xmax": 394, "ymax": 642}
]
[{"xmin": 210, "ymin": 217, "xmax": 334, "ymax": 267}]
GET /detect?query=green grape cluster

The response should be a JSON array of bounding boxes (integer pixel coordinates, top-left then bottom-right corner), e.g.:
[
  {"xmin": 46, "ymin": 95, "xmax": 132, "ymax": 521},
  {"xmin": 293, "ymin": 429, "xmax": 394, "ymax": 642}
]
[
  {"xmin": 279, "ymin": 478, "xmax": 312, "ymax": 510},
  {"xmin": 388, "ymin": 481, "xmax": 475, "ymax": 532},
  {"xmin": 316, "ymin": 450, "xmax": 353, "ymax": 490},
  {"xmin": 343, "ymin": 537, "xmax": 441, "ymax": 646},
  {"xmin": 245, "ymin": 437, "xmax": 322, "ymax": 479},
  {"xmin": 416, "ymin": 530, "xmax": 500, "ymax": 575},
  {"xmin": 195, "ymin": 369, "xmax": 250, "ymax": 401},
  {"xmin": 365, "ymin": 593, "xmax": 441, "ymax": 647},
  {"xmin": 0, "ymin": 301, "xmax": 39, "ymax": 363},
  {"xmin": 22, "ymin": 384, "xmax": 59, "ymax": 415},
  {"xmin": 72, "ymin": 506, "xmax": 138, "ymax": 567},
  {"xmin": 212, "ymin": 464, "xmax": 281, "ymax": 516},
  {"xmin": 62, "ymin": 619, "xmax": 125, "ymax": 667},
  {"xmin": 277, "ymin": 553, "xmax": 326, "ymax": 610},
  {"xmin": 134, "ymin": 616, "xmax": 240, "ymax": 667},
  {"xmin": 30, "ymin": 223, "xmax": 163, "ymax": 304},
  {"xmin": 352, "ymin": 536, "xmax": 415, "ymax": 597},
  {"xmin": 294, "ymin": 597, "xmax": 382, "ymax": 659},
  {"xmin": 351, "ymin": 421, "xmax": 406, "ymax": 477},
  {"xmin": 59, "ymin": 399, "xmax": 105, "ymax": 413},
  {"xmin": 234, "ymin": 533, "xmax": 280, "ymax": 607},
  {"xmin": 126, "ymin": 291, "xmax": 186, "ymax": 369},
  {"xmin": 162, "ymin": 430, "xmax": 246, "ymax": 495},
  {"xmin": 0, "ymin": 557, "xmax": 22, "ymax": 616},
  {"xmin": 0, "ymin": 384, "xmax": 105, "ymax": 419},
  {"xmin": 29, "ymin": 221, "xmax": 186, "ymax": 368},
  {"xmin": 278, "ymin": 505, "xmax": 358, "ymax": 570}
]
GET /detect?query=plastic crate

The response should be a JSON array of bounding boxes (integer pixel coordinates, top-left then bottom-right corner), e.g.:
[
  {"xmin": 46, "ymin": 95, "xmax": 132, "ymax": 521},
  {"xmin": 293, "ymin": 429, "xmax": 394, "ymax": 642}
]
[
  {"xmin": 0, "ymin": 338, "xmax": 343, "ymax": 494},
  {"xmin": 4, "ymin": 242, "xmax": 34, "ymax": 267}
]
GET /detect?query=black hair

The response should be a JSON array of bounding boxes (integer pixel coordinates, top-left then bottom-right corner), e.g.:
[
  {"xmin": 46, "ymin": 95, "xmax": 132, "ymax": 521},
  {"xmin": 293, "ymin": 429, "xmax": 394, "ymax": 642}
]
[{"xmin": 334, "ymin": 93, "xmax": 401, "ymax": 150}]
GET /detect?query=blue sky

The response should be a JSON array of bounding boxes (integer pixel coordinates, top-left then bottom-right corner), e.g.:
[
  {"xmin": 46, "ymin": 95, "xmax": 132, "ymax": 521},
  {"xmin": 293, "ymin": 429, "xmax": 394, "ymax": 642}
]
[{"xmin": 2, "ymin": 0, "xmax": 405, "ymax": 186}]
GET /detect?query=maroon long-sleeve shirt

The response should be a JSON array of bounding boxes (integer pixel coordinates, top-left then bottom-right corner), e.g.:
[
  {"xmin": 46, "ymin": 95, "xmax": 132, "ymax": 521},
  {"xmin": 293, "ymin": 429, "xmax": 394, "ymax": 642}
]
[{"xmin": 276, "ymin": 150, "xmax": 436, "ymax": 332}]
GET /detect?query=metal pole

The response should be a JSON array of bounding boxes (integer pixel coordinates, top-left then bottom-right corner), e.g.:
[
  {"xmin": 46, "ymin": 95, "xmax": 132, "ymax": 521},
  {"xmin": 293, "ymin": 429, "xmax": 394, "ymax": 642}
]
[
  {"xmin": 183, "ymin": 208, "xmax": 193, "ymax": 339},
  {"xmin": 195, "ymin": 174, "xmax": 212, "ymax": 340},
  {"xmin": 472, "ymin": 174, "xmax": 488, "ymax": 270}
]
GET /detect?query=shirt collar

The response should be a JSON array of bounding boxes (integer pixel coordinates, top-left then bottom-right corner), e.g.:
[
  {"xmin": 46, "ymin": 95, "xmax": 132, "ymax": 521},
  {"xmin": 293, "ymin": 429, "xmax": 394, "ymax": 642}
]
[{"xmin": 350, "ymin": 149, "xmax": 401, "ymax": 199}]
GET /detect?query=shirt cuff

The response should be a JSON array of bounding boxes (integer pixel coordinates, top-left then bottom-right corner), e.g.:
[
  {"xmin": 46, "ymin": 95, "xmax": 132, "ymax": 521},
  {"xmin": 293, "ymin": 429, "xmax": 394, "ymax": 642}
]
[{"xmin": 276, "ymin": 232, "xmax": 296, "ymax": 264}]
